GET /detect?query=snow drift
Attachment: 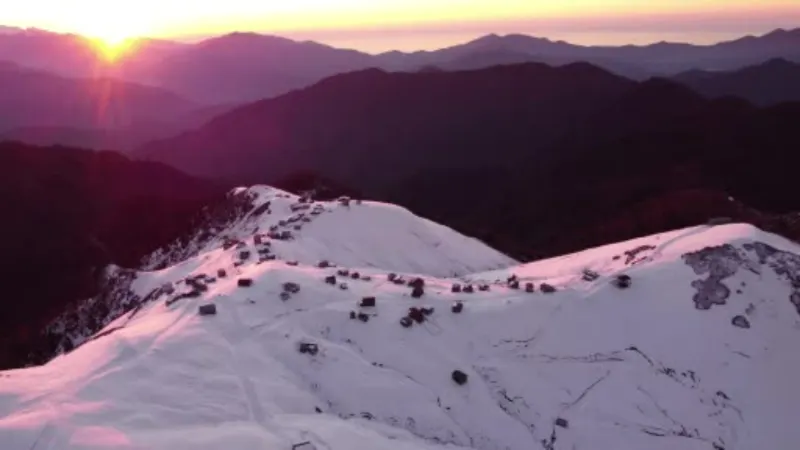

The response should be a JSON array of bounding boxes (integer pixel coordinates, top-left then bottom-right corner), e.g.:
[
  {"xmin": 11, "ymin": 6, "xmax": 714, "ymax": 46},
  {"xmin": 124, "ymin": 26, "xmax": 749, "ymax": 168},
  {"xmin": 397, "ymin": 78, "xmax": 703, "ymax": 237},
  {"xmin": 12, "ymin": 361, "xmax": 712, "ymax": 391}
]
[{"xmin": 1, "ymin": 186, "xmax": 799, "ymax": 450}]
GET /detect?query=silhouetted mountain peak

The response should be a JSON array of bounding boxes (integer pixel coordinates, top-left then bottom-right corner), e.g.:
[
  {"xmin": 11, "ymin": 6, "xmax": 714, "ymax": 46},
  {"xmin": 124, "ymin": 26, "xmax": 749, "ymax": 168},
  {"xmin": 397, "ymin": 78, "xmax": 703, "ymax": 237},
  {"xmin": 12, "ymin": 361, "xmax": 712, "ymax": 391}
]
[
  {"xmin": 637, "ymin": 77, "xmax": 702, "ymax": 96},
  {"xmin": 464, "ymin": 33, "xmax": 558, "ymax": 53},
  {"xmin": 197, "ymin": 32, "xmax": 297, "ymax": 50},
  {"xmin": 727, "ymin": 28, "xmax": 800, "ymax": 47},
  {"xmin": 649, "ymin": 40, "xmax": 693, "ymax": 49},
  {"xmin": 220, "ymin": 31, "xmax": 262, "ymax": 39},
  {"xmin": 757, "ymin": 57, "xmax": 797, "ymax": 69},
  {"xmin": 470, "ymin": 33, "xmax": 502, "ymax": 43},
  {"xmin": 673, "ymin": 57, "xmax": 800, "ymax": 106},
  {"xmin": 203, "ymin": 33, "xmax": 339, "ymax": 53},
  {"xmin": 0, "ymin": 25, "xmax": 22, "ymax": 34},
  {"xmin": 616, "ymin": 77, "xmax": 706, "ymax": 112},
  {"xmin": 504, "ymin": 33, "xmax": 553, "ymax": 43},
  {"xmin": 763, "ymin": 28, "xmax": 800, "ymax": 39},
  {"xmin": 317, "ymin": 67, "xmax": 388, "ymax": 83},
  {"xmin": 559, "ymin": 61, "xmax": 617, "ymax": 77}
]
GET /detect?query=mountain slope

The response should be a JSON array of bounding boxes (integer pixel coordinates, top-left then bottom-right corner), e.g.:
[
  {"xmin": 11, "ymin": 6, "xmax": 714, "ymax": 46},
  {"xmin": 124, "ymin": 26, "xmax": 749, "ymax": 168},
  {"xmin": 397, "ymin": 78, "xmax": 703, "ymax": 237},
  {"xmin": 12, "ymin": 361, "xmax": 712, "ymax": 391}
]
[
  {"xmin": 145, "ymin": 186, "xmax": 515, "ymax": 277},
  {"xmin": 1, "ymin": 187, "xmax": 798, "ymax": 450},
  {"xmin": 0, "ymin": 142, "xmax": 227, "ymax": 369},
  {"xmin": 0, "ymin": 124, "xmax": 185, "ymax": 152},
  {"xmin": 387, "ymin": 95, "xmax": 800, "ymax": 261},
  {"xmin": 136, "ymin": 63, "xmax": 635, "ymax": 185},
  {"xmin": 674, "ymin": 58, "xmax": 800, "ymax": 106}
]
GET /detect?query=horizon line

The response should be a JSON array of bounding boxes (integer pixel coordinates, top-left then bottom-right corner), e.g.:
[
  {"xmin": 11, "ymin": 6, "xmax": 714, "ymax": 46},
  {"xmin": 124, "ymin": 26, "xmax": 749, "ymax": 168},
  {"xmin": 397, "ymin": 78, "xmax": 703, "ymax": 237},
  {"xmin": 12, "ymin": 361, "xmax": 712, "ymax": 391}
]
[{"xmin": 1, "ymin": 22, "xmax": 798, "ymax": 55}]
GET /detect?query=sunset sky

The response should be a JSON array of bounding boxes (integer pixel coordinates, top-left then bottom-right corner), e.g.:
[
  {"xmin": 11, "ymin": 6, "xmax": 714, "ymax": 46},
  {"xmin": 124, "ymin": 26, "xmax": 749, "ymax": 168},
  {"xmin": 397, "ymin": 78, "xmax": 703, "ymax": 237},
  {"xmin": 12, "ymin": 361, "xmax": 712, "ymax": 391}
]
[{"xmin": 3, "ymin": 0, "xmax": 800, "ymax": 52}]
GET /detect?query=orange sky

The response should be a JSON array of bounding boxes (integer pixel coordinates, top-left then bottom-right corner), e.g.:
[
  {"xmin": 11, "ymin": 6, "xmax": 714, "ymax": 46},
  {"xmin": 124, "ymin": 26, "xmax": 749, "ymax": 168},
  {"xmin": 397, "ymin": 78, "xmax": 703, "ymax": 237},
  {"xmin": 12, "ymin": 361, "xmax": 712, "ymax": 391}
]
[{"xmin": 4, "ymin": 0, "xmax": 800, "ymax": 51}]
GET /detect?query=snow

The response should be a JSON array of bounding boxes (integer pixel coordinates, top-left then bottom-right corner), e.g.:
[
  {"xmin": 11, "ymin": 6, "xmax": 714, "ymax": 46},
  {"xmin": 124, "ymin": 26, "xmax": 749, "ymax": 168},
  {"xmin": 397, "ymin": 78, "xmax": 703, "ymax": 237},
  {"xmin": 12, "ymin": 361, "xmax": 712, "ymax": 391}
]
[
  {"xmin": 2, "ymin": 187, "xmax": 800, "ymax": 450},
  {"xmin": 145, "ymin": 186, "xmax": 515, "ymax": 278}
]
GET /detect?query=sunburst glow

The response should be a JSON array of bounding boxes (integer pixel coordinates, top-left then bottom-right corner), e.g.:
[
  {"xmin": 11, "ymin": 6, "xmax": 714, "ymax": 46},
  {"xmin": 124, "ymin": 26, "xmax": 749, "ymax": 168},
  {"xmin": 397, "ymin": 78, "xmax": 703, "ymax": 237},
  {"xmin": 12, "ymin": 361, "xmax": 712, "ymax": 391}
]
[
  {"xmin": 88, "ymin": 36, "xmax": 138, "ymax": 62},
  {"xmin": 40, "ymin": 1, "xmax": 152, "ymax": 61}
]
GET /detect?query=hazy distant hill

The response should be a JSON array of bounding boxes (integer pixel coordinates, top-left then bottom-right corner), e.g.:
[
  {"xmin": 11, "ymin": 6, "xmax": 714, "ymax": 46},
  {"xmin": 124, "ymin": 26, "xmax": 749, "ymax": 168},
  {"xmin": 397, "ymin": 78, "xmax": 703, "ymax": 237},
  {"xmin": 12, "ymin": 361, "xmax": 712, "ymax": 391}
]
[
  {"xmin": 121, "ymin": 32, "xmax": 377, "ymax": 103},
  {"xmin": 0, "ymin": 101, "xmax": 237, "ymax": 151},
  {"xmin": 0, "ymin": 61, "xmax": 234, "ymax": 150},
  {"xmin": 0, "ymin": 61, "xmax": 197, "ymax": 131},
  {"xmin": 674, "ymin": 58, "xmax": 800, "ymax": 106}
]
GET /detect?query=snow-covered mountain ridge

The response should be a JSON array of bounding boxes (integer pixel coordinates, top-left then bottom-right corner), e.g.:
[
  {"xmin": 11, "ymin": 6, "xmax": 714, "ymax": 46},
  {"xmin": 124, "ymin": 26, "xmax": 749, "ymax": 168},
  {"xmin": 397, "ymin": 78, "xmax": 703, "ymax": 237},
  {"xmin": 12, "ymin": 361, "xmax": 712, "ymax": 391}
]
[{"xmin": 1, "ymin": 186, "xmax": 799, "ymax": 450}]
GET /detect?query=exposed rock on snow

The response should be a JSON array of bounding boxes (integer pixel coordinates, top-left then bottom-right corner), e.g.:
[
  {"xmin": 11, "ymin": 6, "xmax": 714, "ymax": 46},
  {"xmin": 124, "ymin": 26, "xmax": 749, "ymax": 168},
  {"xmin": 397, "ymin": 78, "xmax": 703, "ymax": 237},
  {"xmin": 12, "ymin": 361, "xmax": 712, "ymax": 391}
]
[
  {"xmin": 3, "ymin": 188, "xmax": 800, "ymax": 450},
  {"xmin": 683, "ymin": 241, "xmax": 800, "ymax": 314},
  {"xmin": 452, "ymin": 370, "xmax": 469, "ymax": 385},
  {"xmin": 731, "ymin": 315, "xmax": 750, "ymax": 329}
]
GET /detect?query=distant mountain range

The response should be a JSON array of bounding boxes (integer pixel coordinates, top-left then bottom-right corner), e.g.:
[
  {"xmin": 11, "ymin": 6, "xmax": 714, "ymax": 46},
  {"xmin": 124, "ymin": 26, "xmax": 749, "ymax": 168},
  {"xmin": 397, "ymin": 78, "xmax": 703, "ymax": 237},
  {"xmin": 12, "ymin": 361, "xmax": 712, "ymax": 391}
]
[
  {"xmin": 673, "ymin": 58, "xmax": 800, "ymax": 106},
  {"xmin": 0, "ymin": 27, "xmax": 799, "ymax": 104},
  {"xmin": 1, "ymin": 27, "xmax": 795, "ymax": 151},
  {"xmin": 136, "ymin": 62, "xmax": 800, "ymax": 260},
  {"xmin": 377, "ymin": 28, "xmax": 800, "ymax": 77}
]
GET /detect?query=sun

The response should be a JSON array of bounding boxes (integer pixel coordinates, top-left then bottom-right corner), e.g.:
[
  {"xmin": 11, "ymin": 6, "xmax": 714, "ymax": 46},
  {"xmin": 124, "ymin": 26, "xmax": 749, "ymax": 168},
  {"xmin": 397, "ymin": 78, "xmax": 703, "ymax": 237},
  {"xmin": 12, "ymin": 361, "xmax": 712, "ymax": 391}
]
[
  {"xmin": 92, "ymin": 34, "xmax": 138, "ymax": 61},
  {"xmin": 85, "ymin": 23, "xmax": 148, "ymax": 63},
  {"xmin": 86, "ymin": 34, "xmax": 137, "ymax": 62},
  {"xmin": 71, "ymin": 9, "xmax": 146, "ymax": 61}
]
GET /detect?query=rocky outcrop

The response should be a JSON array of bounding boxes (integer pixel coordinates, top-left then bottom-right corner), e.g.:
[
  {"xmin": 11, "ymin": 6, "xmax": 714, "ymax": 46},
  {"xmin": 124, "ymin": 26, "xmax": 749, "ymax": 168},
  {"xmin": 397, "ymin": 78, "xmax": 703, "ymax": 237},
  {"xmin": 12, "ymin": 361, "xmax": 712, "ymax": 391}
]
[{"xmin": 683, "ymin": 241, "xmax": 800, "ymax": 315}]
